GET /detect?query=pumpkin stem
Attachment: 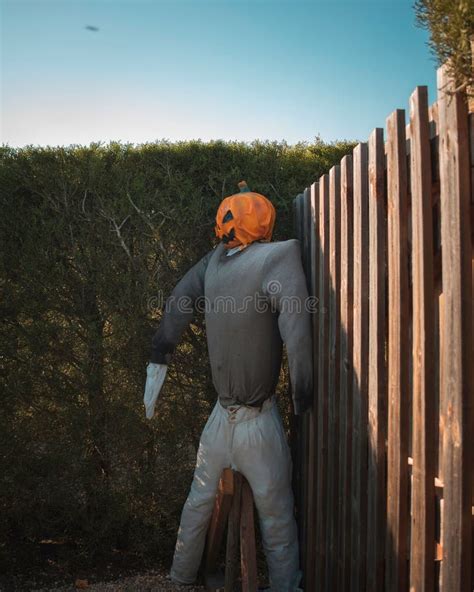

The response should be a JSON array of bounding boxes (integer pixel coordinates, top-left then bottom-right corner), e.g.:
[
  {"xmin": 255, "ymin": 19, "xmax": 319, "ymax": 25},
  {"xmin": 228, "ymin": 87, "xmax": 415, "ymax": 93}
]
[{"xmin": 238, "ymin": 180, "xmax": 251, "ymax": 193}]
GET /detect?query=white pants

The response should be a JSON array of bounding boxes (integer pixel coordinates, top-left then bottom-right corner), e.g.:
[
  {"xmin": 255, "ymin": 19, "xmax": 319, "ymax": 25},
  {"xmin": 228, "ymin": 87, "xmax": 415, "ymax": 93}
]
[{"xmin": 170, "ymin": 397, "xmax": 302, "ymax": 592}]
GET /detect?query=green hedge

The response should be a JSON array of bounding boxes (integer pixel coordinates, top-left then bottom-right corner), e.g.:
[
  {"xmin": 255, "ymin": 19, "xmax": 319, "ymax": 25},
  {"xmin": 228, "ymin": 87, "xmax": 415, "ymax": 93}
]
[{"xmin": 0, "ymin": 139, "xmax": 355, "ymax": 581}]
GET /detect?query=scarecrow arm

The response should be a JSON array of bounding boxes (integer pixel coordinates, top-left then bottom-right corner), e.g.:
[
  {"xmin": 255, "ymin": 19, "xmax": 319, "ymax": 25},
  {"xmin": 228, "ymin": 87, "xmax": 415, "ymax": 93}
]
[
  {"xmin": 151, "ymin": 249, "xmax": 213, "ymax": 364},
  {"xmin": 262, "ymin": 239, "xmax": 313, "ymax": 415}
]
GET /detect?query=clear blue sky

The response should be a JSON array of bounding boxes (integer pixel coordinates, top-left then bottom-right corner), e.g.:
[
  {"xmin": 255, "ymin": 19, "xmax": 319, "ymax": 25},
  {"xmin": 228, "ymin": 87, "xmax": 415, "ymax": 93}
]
[{"xmin": 1, "ymin": 0, "xmax": 438, "ymax": 147}]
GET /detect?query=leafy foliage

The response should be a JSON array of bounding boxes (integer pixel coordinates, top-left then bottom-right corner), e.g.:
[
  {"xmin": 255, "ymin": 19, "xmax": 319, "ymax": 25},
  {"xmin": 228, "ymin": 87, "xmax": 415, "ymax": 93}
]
[
  {"xmin": 415, "ymin": 0, "xmax": 474, "ymax": 92},
  {"xmin": 0, "ymin": 139, "xmax": 354, "ymax": 580}
]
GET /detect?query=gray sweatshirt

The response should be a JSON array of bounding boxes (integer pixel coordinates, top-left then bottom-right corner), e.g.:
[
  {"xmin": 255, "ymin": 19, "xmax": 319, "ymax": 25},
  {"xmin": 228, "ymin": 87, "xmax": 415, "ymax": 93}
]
[{"xmin": 151, "ymin": 239, "xmax": 313, "ymax": 415}]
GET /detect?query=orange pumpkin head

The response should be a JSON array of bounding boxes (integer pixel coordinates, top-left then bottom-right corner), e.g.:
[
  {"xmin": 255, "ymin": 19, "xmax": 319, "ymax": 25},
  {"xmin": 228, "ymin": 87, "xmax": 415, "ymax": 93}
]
[{"xmin": 215, "ymin": 181, "xmax": 276, "ymax": 249}]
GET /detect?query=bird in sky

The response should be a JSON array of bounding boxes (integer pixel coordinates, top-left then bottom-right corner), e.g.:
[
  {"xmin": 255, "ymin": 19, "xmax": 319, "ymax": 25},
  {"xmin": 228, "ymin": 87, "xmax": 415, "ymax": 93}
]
[{"xmin": 85, "ymin": 25, "xmax": 99, "ymax": 32}]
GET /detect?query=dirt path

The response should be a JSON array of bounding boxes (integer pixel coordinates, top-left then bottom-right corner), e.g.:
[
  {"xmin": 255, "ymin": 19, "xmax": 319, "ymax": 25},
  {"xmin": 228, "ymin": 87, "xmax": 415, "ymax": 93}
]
[{"xmin": 31, "ymin": 571, "xmax": 206, "ymax": 592}]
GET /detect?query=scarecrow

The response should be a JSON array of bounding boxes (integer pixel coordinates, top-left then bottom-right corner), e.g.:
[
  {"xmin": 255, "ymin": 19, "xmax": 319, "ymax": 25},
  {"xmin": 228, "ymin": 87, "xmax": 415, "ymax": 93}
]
[{"xmin": 144, "ymin": 182, "xmax": 313, "ymax": 591}]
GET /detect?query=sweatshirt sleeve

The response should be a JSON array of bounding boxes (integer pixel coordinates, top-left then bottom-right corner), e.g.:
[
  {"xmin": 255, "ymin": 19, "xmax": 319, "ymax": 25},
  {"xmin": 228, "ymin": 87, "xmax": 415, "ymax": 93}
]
[
  {"xmin": 150, "ymin": 249, "xmax": 213, "ymax": 364},
  {"xmin": 261, "ymin": 239, "xmax": 313, "ymax": 415}
]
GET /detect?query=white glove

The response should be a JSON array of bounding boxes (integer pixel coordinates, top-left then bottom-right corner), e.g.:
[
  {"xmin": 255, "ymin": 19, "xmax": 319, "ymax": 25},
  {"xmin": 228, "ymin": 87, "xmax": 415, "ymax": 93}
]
[{"xmin": 144, "ymin": 362, "xmax": 168, "ymax": 419}]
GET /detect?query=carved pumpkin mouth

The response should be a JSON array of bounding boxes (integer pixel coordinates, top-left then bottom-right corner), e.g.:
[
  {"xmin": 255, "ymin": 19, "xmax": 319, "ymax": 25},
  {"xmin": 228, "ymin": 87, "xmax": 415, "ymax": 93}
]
[
  {"xmin": 222, "ymin": 227, "xmax": 235, "ymax": 244},
  {"xmin": 215, "ymin": 181, "xmax": 276, "ymax": 249}
]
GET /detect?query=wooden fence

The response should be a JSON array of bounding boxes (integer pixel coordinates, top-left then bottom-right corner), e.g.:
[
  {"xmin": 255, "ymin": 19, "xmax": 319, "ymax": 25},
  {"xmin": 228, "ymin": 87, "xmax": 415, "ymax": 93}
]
[{"xmin": 293, "ymin": 63, "xmax": 473, "ymax": 592}]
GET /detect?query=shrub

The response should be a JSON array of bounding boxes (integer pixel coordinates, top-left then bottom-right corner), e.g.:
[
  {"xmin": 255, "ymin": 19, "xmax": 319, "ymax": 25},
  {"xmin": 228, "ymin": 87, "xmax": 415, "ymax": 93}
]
[{"xmin": 0, "ymin": 139, "xmax": 354, "ymax": 579}]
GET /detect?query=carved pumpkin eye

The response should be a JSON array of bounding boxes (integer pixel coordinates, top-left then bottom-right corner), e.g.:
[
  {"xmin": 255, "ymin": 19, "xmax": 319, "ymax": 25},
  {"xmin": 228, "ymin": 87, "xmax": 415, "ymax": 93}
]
[{"xmin": 222, "ymin": 209, "xmax": 233, "ymax": 223}]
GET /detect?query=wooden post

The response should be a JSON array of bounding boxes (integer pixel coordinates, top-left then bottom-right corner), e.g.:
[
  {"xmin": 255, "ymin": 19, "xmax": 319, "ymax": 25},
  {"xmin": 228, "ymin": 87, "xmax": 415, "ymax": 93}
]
[
  {"xmin": 409, "ymin": 85, "xmax": 436, "ymax": 592},
  {"xmin": 225, "ymin": 472, "xmax": 243, "ymax": 591},
  {"xmin": 205, "ymin": 470, "xmax": 257, "ymax": 592},
  {"xmin": 240, "ymin": 478, "xmax": 257, "ymax": 592},
  {"xmin": 325, "ymin": 164, "xmax": 341, "ymax": 591},
  {"xmin": 469, "ymin": 36, "xmax": 474, "ymax": 113},
  {"xmin": 350, "ymin": 142, "xmax": 370, "ymax": 592},
  {"xmin": 315, "ymin": 174, "xmax": 330, "ymax": 591},
  {"xmin": 299, "ymin": 188, "xmax": 311, "ymax": 580},
  {"xmin": 385, "ymin": 109, "xmax": 410, "ymax": 592},
  {"xmin": 366, "ymin": 127, "xmax": 387, "ymax": 592},
  {"xmin": 206, "ymin": 468, "xmax": 235, "ymax": 575},
  {"xmin": 294, "ymin": 191, "xmax": 307, "ymax": 566},
  {"xmin": 305, "ymin": 181, "xmax": 319, "ymax": 592},
  {"xmin": 337, "ymin": 155, "xmax": 354, "ymax": 592},
  {"xmin": 438, "ymin": 63, "xmax": 473, "ymax": 592}
]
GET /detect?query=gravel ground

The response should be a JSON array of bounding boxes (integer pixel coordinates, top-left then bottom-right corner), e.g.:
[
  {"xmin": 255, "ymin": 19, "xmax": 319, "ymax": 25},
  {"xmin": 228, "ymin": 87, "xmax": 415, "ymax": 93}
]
[{"xmin": 30, "ymin": 571, "xmax": 206, "ymax": 592}]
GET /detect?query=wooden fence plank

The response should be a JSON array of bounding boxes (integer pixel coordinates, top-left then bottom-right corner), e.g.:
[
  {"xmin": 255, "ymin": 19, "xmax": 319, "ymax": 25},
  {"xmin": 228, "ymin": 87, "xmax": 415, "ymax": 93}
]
[
  {"xmin": 300, "ymin": 188, "xmax": 311, "ymax": 579},
  {"xmin": 305, "ymin": 181, "xmax": 319, "ymax": 592},
  {"xmin": 293, "ymin": 61, "xmax": 473, "ymax": 592},
  {"xmin": 240, "ymin": 478, "xmax": 257, "ymax": 592},
  {"xmin": 316, "ymin": 174, "xmax": 330, "ymax": 591},
  {"xmin": 470, "ymin": 112, "xmax": 474, "ymax": 209},
  {"xmin": 225, "ymin": 472, "xmax": 242, "ymax": 591},
  {"xmin": 206, "ymin": 468, "xmax": 235, "ymax": 574},
  {"xmin": 325, "ymin": 165, "xmax": 341, "ymax": 591},
  {"xmin": 385, "ymin": 109, "xmax": 410, "ymax": 592},
  {"xmin": 337, "ymin": 155, "xmax": 354, "ymax": 592},
  {"xmin": 293, "ymin": 193, "xmax": 306, "ymax": 569},
  {"xmin": 350, "ymin": 142, "xmax": 370, "ymax": 592},
  {"xmin": 409, "ymin": 85, "xmax": 436, "ymax": 592},
  {"xmin": 437, "ymin": 286, "xmax": 445, "ymax": 592},
  {"xmin": 437, "ymin": 64, "xmax": 473, "ymax": 592},
  {"xmin": 366, "ymin": 127, "xmax": 388, "ymax": 592}
]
